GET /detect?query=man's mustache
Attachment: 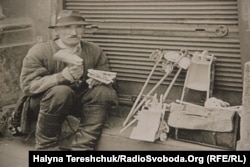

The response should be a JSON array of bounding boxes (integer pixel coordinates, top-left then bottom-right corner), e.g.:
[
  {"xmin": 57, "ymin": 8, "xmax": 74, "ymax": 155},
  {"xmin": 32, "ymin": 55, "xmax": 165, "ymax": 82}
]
[{"xmin": 65, "ymin": 35, "xmax": 82, "ymax": 38}]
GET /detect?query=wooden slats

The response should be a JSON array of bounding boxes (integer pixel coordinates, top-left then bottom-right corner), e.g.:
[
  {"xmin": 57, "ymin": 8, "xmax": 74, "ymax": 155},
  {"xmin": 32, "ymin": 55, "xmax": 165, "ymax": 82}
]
[
  {"xmin": 66, "ymin": 1, "xmax": 237, "ymax": 6},
  {"xmin": 79, "ymin": 11, "xmax": 238, "ymax": 15},
  {"xmin": 86, "ymin": 19, "xmax": 238, "ymax": 25},
  {"xmin": 84, "ymin": 38, "xmax": 240, "ymax": 49},
  {"xmin": 65, "ymin": 0, "xmax": 242, "ymax": 92},
  {"xmin": 84, "ymin": 34, "xmax": 240, "ymax": 43},
  {"xmin": 85, "ymin": 24, "xmax": 239, "ymax": 33},
  {"xmin": 79, "ymin": 14, "xmax": 238, "ymax": 19},
  {"xmin": 101, "ymin": 46, "xmax": 240, "ymax": 55},
  {"xmin": 104, "ymin": 50, "xmax": 240, "ymax": 57},
  {"xmin": 99, "ymin": 43, "xmax": 240, "ymax": 53}
]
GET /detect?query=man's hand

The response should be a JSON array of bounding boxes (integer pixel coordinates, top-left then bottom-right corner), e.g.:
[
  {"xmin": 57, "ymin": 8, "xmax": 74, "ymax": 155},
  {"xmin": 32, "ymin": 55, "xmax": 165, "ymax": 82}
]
[
  {"xmin": 68, "ymin": 65, "xmax": 83, "ymax": 80},
  {"xmin": 86, "ymin": 78, "xmax": 101, "ymax": 88},
  {"xmin": 62, "ymin": 65, "xmax": 83, "ymax": 82}
]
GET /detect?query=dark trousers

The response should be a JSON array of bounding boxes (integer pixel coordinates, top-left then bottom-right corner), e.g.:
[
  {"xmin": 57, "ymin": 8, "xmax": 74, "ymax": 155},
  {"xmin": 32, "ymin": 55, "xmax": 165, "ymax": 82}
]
[{"xmin": 29, "ymin": 84, "xmax": 118, "ymax": 149}]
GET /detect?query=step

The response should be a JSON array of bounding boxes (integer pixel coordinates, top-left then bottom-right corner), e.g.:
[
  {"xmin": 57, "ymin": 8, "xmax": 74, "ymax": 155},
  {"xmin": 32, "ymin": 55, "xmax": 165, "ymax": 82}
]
[{"xmin": 0, "ymin": 105, "xmax": 223, "ymax": 151}]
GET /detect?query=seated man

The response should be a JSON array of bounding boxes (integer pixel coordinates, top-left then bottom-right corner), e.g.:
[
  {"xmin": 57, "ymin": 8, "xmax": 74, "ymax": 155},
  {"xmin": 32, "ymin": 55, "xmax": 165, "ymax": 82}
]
[{"xmin": 12, "ymin": 10, "xmax": 118, "ymax": 150}]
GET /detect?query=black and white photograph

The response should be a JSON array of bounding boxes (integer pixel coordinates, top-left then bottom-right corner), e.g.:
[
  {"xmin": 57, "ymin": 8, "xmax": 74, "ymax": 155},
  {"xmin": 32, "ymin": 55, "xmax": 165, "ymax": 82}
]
[{"xmin": 0, "ymin": 0, "xmax": 249, "ymax": 166}]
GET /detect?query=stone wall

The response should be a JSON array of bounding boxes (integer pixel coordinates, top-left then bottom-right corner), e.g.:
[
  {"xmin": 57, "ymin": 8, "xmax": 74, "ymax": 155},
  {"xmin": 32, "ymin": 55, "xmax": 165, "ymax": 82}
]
[
  {"xmin": 0, "ymin": 0, "xmax": 61, "ymax": 106},
  {"xmin": 0, "ymin": 46, "xmax": 31, "ymax": 106}
]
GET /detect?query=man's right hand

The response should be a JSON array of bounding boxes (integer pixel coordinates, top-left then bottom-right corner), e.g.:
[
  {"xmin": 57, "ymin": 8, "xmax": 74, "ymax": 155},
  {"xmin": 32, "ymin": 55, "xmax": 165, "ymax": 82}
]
[
  {"xmin": 68, "ymin": 65, "xmax": 83, "ymax": 80},
  {"xmin": 62, "ymin": 65, "xmax": 83, "ymax": 82}
]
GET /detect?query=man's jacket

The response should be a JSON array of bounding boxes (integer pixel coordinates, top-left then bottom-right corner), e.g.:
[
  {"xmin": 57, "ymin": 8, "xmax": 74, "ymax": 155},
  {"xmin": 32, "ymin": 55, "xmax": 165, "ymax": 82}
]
[{"xmin": 20, "ymin": 39, "xmax": 110, "ymax": 96}]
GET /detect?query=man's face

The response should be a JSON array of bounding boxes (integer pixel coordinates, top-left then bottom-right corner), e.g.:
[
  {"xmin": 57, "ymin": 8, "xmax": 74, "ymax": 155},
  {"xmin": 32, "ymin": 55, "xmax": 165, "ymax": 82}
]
[{"xmin": 55, "ymin": 24, "xmax": 84, "ymax": 47}]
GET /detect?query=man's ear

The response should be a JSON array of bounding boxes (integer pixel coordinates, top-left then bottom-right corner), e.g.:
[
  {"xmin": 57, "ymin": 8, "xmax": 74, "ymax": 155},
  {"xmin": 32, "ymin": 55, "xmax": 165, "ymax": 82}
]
[{"xmin": 52, "ymin": 29, "xmax": 59, "ymax": 39}]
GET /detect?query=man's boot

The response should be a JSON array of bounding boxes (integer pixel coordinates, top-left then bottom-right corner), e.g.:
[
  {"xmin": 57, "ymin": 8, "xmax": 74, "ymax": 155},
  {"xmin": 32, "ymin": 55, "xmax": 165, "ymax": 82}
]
[
  {"xmin": 35, "ymin": 111, "xmax": 65, "ymax": 149},
  {"xmin": 58, "ymin": 115, "xmax": 80, "ymax": 150},
  {"xmin": 72, "ymin": 104, "xmax": 108, "ymax": 150}
]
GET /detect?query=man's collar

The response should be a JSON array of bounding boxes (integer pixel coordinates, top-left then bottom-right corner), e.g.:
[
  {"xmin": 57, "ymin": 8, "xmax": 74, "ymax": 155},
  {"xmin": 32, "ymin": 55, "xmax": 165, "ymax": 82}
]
[{"xmin": 55, "ymin": 39, "xmax": 81, "ymax": 51}]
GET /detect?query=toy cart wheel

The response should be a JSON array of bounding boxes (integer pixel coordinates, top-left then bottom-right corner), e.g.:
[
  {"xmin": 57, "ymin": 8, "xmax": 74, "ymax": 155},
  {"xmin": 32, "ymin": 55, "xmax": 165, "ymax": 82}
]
[{"xmin": 215, "ymin": 25, "xmax": 228, "ymax": 37}]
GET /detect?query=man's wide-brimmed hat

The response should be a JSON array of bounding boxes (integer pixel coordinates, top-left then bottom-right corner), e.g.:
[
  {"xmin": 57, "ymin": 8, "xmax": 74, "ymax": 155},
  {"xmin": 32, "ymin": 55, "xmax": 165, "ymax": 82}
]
[{"xmin": 49, "ymin": 10, "xmax": 92, "ymax": 28}]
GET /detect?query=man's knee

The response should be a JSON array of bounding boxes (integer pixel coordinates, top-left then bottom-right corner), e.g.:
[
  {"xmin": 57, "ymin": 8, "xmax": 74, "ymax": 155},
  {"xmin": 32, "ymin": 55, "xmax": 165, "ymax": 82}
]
[
  {"xmin": 83, "ymin": 85, "xmax": 118, "ymax": 105},
  {"xmin": 42, "ymin": 85, "xmax": 74, "ymax": 102},
  {"xmin": 40, "ymin": 85, "xmax": 75, "ymax": 114}
]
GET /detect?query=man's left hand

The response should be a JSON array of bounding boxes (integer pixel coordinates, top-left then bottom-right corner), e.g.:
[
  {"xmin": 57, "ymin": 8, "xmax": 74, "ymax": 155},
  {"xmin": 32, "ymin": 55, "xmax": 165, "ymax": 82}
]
[{"xmin": 86, "ymin": 78, "xmax": 102, "ymax": 88}]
